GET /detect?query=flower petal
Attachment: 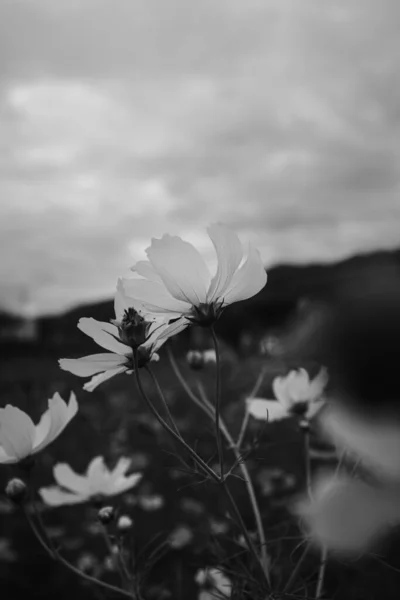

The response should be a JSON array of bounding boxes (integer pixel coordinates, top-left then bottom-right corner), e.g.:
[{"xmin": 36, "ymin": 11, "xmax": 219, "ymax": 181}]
[
  {"xmin": 59, "ymin": 353, "xmax": 128, "ymax": 377},
  {"xmin": 146, "ymin": 234, "xmax": 211, "ymax": 305},
  {"xmin": 0, "ymin": 445, "xmax": 17, "ymax": 464},
  {"xmin": 131, "ymin": 260, "xmax": 163, "ymax": 283},
  {"xmin": 86, "ymin": 456, "xmax": 111, "ymax": 494},
  {"xmin": 33, "ymin": 392, "xmax": 78, "ymax": 453},
  {"xmin": 53, "ymin": 463, "xmax": 90, "ymax": 495},
  {"xmin": 222, "ymin": 243, "xmax": 267, "ymax": 305},
  {"xmin": 147, "ymin": 317, "xmax": 190, "ymax": 353},
  {"xmin": 122, "ymin": 277, "xmax": 190, "ymax": 316},
  {"xmin": 78, "ymin": 318, "xmax": 130, "ymax": 355},
  {"xmin": 83, "ymin": 366, "xmax": 127, "ymax": 392},
  {"xmin": 321, "ymin": 405, "xmax": 400, "ymax": 481},
  {"xmin": 272, "ymin": 375, "xmax": 293, "ymax": 411},
  {"xmin": 39, "ymin": 486, "xmax": 87, "ymax": 506},
  {"xmin": 246, "ymin": 398, "xmax": 288, "ymax": 422},
  {"xmin": 113, "ymin": 473, "xmax": 143, "ymax": 495},
  {"xmin": 206, "ymin": 224, "xmax": 244, "ymax": 302},
  {"xmin": 0, "ymin": 406, "xmax": 35, "ymax": 460}
]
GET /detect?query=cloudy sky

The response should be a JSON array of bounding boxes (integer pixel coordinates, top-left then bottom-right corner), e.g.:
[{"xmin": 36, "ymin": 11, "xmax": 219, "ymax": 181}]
[{"xmin": 1, "ymin": 0, "xmax": 400, "ymax": 315}]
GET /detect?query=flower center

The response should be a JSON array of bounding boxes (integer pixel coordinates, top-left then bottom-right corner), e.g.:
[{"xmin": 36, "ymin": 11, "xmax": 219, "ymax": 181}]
[
  {"xmin": 117, "ymin": 308, "xmax": 152, "ymax": 349},
  {"xmin": 187, "ymin": 301, "xmax": 224, "ymax": 327}
]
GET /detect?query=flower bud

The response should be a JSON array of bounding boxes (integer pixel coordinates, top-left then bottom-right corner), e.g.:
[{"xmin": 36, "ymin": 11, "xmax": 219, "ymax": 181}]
[
  {"xmin": 117, "ymin": 308, "xmax": 152, "ymax": 349},
  {"xmin": 97, "ymin": 505, "xmax": 115, "ymax": 525},
  {"xmin": 5, "ymin": 478, "xmax": 28, "ymax": 505},
  {"xmin": 186, "ymin": 350, "xmax": 204, "ymax": 370},
  {"xmin": 117, "ymin": 515, "xmax": 133, "ymax": 531}
]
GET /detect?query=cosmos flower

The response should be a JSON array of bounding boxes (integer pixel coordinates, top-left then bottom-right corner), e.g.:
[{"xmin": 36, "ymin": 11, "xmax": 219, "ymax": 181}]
[
  {"xmin": 120, "ymin": 223, "xmax": 267, "ymax": 327},
  {"xmin": 59, "ymin": 289, "xmax": 189, "ymax": 392},
  {"xmin": 295, "ymin": 472, "xmax": 400, "ymax": 554},
  {"xmin": 0, "ymin": 392, "xmax": 78, "ymax": 464},
  {"xmin": 39, "ymin": 456, "xmax": 142, "ymax": 506},
  {"xmin": 195, "ymin": 567, "xmax": 232, "ymax": 600},
  {"xmin": 246, "ymin": 367, "xmax": 328, "ymax": 423},
  {"xmin": 321, "ymin": 404, "xmax": 400, "ymax": 482}
]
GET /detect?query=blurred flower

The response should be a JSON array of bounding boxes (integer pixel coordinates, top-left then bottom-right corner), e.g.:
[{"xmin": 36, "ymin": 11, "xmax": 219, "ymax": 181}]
[
  {"xmin": 246, "ymin": 368, "xmax": 328, "ymax": 423},
  {"xmin": 59, "ymin": 288, "xmax": 188, "ymax": 392},
  {"xmin": 0, "ymin": 392, "xmax": 77, "ymax": 464},
  {"xmin": 39, "ymin": 456, "xmax": 142, "ymax": 506},
  {"xmin": 97, "ymin": 505, "xmax": 115, "ymax": 525},
  {"xmin": 117, "ymin": 515, "xmax": 133, "ymax": 531},
  {"xmin": 186, "ymin": 348, "xmax": 217, "ymax": 370},
  {"xmin": 321, "ymin": 404, "xmax": 400, "ymax": 482},
  {"xmin": 168, "ymin": 524, "xmax": 193, "ymax": 549},
  {"xmin": 121, "ymin": 223, "xmax": 267, "ymax": 327},
  {"xmin": 137, "ymin": 493, "xmax": 164, "ymax": 511},
  {"xmin": 5, "ymin": 478, "xmax": 28, "ymax": 505},
  {"xmin": 195, "ymin": 567, "xmax": 232, "ymax": 599},
  {"xmin": 295, "ymin": 472, "xmax": 400, "ymax": 554}
]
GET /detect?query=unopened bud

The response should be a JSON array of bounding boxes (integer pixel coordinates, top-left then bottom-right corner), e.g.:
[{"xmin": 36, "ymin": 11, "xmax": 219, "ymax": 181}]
[
  {"xmin": 118, "ymin": 308, "xmax": 152, "ymax": 349},
  {"xmin": 5, "ymin": 478, "xmax": 28, "ymax": 505},
  {"xmin": 299, "ymin": 419, "xmax": 310, "ymax": 432},
  {"xmin": 117, "ymin": 515, "xmax": 133, "ymax": 531},
  {"xmin": 186, "ymin": 350, "xmax": 205, "ymax": 370},
  {"xmin": 97, "ymin": 505, "xmax": 115, "ymax": 525}
]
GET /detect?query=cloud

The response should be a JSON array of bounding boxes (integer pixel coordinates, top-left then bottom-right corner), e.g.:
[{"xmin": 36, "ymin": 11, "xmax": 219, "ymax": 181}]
[{"xmin": 0, "ymin": 0, "xmax": 399, "ymax": 314}]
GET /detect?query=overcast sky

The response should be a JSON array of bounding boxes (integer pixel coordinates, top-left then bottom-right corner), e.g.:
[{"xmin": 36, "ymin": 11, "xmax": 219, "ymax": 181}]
[{"xmin": 1, "ymin": 0, "xmax": 400, "ymax": 316}]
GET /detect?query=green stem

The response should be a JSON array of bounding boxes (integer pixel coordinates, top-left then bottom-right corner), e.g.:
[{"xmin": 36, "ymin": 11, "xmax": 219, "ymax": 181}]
[
  {"xmin": 315, "ymin": 545, "xmax": 328, "ymax": 599},
  {"xmin": 133, "ymin": 352, "xmax": 220, "ymax": 483},
  {"xmin": 282, "ymin": 543, "xmax": 310, "ymax": 593},
  {"xmin": 210, "ymin": 326, "xmax": 224, "ymax": 479},
  {"xmin": 101, "ymin": 525, "xmax": 134, "ymax": 592}
]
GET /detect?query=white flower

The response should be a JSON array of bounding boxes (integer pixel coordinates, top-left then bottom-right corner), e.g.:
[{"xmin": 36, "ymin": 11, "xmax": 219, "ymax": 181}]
[
  {"xmin": 246, "ymin": 367, "xmax": 328, "ymax": 423},
  {"xmin": 59, "ymin": 289, "xmax": 189, "ymax": 392},
  {"xmin": 321, "ymin": 404, "xmax": 400, "ymax": 482},
  {"xmin": 295, "ymin": 472, "xmax": 399, "ymax": 554},
  {"xmin": 39, "ymin": 456, "xmax": 142, "ymax": 506},
  {"xmin": 120, "ymin": 223, "xmax": 267, "ymax": 326},
  {"xmin": 0, "ymin": 392, "xmax": 78, "ymax": 464},
  {"xmin": 195, "ymin": 567, "xmax": 232, "ymax": 600}
]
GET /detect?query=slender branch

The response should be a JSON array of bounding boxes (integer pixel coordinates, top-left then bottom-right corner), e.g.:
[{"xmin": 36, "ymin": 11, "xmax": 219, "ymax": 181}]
[
  {"xmin": 101, "ymin": 525, "xmax": 134, "ymax": 592},
  {"xmin": 133, "ymin": 352, "xmax": 220, "ymax": 483},
  {"xmin": 302, "ymin": 424, "xmax": 313, "ymax": 500},
  {"xmin": 315, "ymin": 545, "xmax": 328, "ymax": 599},
  {"xmin": 175, "ymin": 367, "xmax": 271, "ymax": 587},
  {"xmin": 23, "ymin": 507, "xmax": 135, "ymax": 599},
  {"xmin": 210, "ymin": 326, "xmax": 224, "ymax": 478},
  {"xmin": 237, "ymin": 364, "xmax": 267, "ymax": 449},
  {"xmin": 221, "ymin": 480, "xmax": 269, "ymax": 590},
  {"xmin": 282, "ymin": 543, "xmax": 310, "ymax": 593},
  {"xmin": 145, "ymin": 365, "xmax": 182, "ymax": 438}
]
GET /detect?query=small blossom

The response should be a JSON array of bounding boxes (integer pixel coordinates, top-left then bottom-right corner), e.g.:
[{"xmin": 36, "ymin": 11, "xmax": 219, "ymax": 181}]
[
  {"xmin": 0, "ymin": 392, "xmax": 78, "ymax": 464},
  {"xmin": 117, "ymin": 515, "xmax": 133, "ymax": 531},
  {"xmin": 59, "ymin": 288, "xmax": 188, "ymax": 392},
  {"xmin": 246, "ymin": 367, "xmax": 328, "ymax": 423},
  {"xmin": 39, "ymin": 456, "xmax": 142, "ymax": 507},
  {"xmin": 195, "ymin": 567, "xmax": 232, "ymax": 600},
  {"xmin": 97, "ymin": 506, "xmax": 115, "ymax": 525},
  {"xmin": 5, "ymin": 479, "xmax": 28, "ymax": 505},
  {"xmin": 121, "ymin": 223, "xmax": 267, "ymax": 328},
  {"xmin": 137, "ymin": 493, "xmax": 164, "ymax": 511},
  {"xmin": 295, "ymin": 472, "xmax": 400, "ymax": 554}
]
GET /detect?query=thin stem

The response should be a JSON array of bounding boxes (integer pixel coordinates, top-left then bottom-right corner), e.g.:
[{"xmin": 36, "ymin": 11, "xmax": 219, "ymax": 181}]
[
  {"xmin": 101, "ymin": 525, "xmax": 133, "ymax": 592},
  {"xmin": 221, "ymin": 480, "xmax": 269, "ymax": 591},
  {"xmin": 145, "ymin": 365, "xmax": 182, "ymax": 438},
  {"xmin": 237, "ymin": 364, "xmax": 267, "ymax": 449},
  {"xmin": 282, "ymin": 543, "xmax": 310, "ymax": 593},
  {"xmin": 210, "ymin": 325, "xmax": 224, "ymax": 479},
  {"xmin": 315, "ymin": 545, "xmax": 328, "ymax": 599},
  {"xmin": 133, "ymin": 352, "xmax": 220, "ymax": 483},
  {"xmin": 23, "ymin": 507, "xmax": 135, "ymax": 599},
  {"xmin": 179, "ymin": 374, "xmax": 271, "ymax": 586},
  {"xmin": 303, "ymin": 424, "xmax": 313, "ymax": 500}
]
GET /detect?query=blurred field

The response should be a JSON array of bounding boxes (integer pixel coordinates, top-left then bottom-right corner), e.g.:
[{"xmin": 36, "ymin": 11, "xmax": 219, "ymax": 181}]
[{"xmin": 1, "ymin": 315, "xmax": 400, "ymax": 598}]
